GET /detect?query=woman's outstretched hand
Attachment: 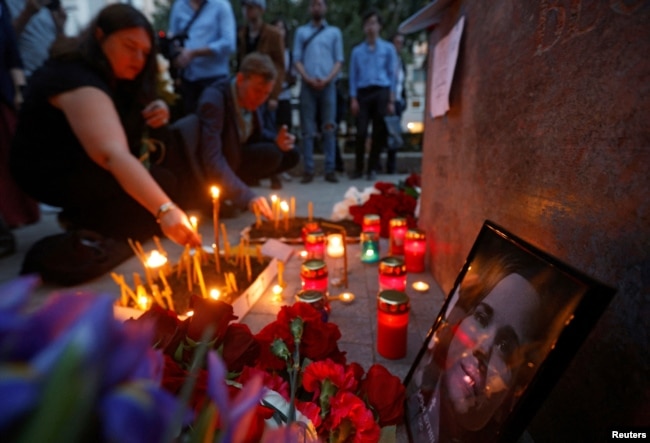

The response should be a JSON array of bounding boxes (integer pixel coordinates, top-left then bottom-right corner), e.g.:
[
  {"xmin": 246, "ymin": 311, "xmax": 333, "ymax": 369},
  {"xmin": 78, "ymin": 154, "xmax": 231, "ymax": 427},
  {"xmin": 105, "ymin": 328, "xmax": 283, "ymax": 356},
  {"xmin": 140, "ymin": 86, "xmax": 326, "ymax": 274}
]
[{"xmin": 158, "ymin": 206, "xmax": 202, "ymax": 247}]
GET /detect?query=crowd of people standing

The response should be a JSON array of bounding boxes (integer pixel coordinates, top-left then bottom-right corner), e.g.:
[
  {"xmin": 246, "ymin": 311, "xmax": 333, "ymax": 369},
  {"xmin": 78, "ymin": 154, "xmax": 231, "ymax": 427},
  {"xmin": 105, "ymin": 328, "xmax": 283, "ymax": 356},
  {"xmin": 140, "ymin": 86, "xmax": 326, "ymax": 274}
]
[{"xmin": 0, "ymin": 0, "xmax": 409, "ymax": 282}]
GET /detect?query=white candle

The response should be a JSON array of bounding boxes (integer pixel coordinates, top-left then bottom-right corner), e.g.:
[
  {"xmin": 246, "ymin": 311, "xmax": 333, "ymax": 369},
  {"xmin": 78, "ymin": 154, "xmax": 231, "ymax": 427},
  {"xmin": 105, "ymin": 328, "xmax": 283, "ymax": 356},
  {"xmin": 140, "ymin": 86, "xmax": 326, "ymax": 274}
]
[{"xmin": 326, "ymin": 233, "xmax": 345, "ymax": 258}]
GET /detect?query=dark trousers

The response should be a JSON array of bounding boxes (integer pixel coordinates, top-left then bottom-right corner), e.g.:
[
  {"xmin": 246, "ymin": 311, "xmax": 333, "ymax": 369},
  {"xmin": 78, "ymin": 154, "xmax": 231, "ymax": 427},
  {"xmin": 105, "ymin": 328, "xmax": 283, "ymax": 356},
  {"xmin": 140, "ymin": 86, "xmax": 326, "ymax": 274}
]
[
  {"xmin": 354, "ymin": 86, "xmax": 390, "ymax": 174},
  {"xmin": 237, "ymin": 142, "xmax": 300, "ymax": 183}
]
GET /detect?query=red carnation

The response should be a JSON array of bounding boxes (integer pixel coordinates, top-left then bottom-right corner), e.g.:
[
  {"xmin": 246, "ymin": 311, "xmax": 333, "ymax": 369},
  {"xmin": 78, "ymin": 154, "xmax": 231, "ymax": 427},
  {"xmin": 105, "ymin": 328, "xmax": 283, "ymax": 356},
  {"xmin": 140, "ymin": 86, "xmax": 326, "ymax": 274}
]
[{"xmin": 327, "ymin": 391, "xmax": 381, "ymax": 443}]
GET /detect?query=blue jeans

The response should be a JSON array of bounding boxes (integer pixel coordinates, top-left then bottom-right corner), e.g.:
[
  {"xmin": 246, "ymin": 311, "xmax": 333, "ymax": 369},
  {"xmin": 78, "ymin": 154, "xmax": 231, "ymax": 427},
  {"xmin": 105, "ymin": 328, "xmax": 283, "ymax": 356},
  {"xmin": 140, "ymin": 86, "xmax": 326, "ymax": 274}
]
[{"xmin": 299, "ymin": 81, "xmax": 337, "ymax": 175}]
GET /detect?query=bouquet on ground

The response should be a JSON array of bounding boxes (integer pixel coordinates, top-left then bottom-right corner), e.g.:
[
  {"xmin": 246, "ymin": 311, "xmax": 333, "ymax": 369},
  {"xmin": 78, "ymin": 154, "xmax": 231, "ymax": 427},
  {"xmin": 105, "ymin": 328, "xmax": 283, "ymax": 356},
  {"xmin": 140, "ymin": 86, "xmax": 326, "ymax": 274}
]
[
  {"xmin": 136, "ymin": 295, "xmax": 406, "ymax": 442},
  {"xmin": 347, "ymin": 173, "xmax": 421, "ymax": 238}
]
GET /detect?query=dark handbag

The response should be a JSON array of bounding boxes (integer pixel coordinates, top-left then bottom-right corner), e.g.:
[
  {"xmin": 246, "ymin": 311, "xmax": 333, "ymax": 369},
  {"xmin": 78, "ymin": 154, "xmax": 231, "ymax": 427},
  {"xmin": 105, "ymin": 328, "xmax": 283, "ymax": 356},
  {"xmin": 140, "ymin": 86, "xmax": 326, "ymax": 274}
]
[
  {"xmin": 384, "ymin": 115, "xmax": 404, "ymax": 151},
  {"xmin": 158, "ymin": 1, "xmax": 207, "ymax": 77}
]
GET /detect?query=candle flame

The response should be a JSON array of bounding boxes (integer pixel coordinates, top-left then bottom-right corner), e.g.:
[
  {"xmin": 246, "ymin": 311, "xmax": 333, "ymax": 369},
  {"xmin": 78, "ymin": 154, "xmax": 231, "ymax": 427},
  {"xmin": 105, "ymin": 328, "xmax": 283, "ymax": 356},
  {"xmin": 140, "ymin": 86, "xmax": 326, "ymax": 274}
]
[
  {"xmin": 280, "ymin": 201, "xmax": 289, "ymax": 212},
  {"xmin": 210, "ymin": 186, "xmax": 220, "ymax": 199},
  {"xmin": 209, "ymin": 289, "xmax": 221, "ymax": 300},
  {"xmin": 189, "ymin": 216, "xmax": 198, "ymax": 231},
  {"xmin": 412, "ymin": 281, "xmax": 430, "ymax": 292},
  {"xmin": 146, "ymin": 250, "xmax": 168, "ymax": 268},
  {"xmin": 185, "ymin": 310, "xmax": 194, "ymax": 317},
  {"xmin": 272, "ymin": 284, "xmax": 283, "ymax": 295},
  {"xmin": 271, "ymin": 194, "xmax": 278, "ymax": 203}
]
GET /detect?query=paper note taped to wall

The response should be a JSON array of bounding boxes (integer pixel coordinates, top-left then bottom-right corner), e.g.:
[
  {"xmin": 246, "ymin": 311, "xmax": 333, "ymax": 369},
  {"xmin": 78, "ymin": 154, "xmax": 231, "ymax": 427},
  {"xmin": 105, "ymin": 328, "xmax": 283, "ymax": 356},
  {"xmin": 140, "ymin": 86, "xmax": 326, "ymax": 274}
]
[{"xmin": 429, "ymin": 15, "xmax": 465, "ymax": 118}]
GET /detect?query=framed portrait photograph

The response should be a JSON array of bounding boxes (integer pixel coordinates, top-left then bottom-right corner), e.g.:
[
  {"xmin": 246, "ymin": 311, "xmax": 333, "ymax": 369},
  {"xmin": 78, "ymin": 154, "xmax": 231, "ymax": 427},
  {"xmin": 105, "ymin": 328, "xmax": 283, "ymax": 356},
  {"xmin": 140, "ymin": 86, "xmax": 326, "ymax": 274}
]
[{"xmin": 403, "ymin": 220, "xmax": 616, "ymax": 443}]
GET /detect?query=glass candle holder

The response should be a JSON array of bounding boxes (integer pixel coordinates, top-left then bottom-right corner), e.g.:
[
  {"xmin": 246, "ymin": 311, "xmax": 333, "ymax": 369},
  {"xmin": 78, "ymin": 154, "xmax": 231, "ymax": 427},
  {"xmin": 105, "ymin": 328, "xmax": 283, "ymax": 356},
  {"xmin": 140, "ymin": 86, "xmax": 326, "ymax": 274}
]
[
  {"xmin": 300, "ymin": 259, "xmax": 328, "ymax": 293},
  {"xmin": 389, "ymin": 217, "xmax": 408, "ymax": 256},
  {"xmin": 404, "ymin": 229, "xmax": 427, "ymax": 273},
  {"xmin": 304, "ymin": 230, "xmax": 326, "ymax": 260},
  {"xmin": 326, "ymin": 233, "xmax": 345, "ymax": 287},
  {"xmin": 301, "ymin": 221, "xmax": 321, "ymax": 244},
  {"xmin": 362, "ymin": 214, "xmax": 381, "ymax": 236},
  {"xmin": 378, "ymin": 256, "xmax": 407, "ymax": 292},
  {"xmin": 295, "ymin": 289, "xmax": 331, "ymax": 322},
  {"xmin": 377, "ymin": 290, "xmax": 410, "ymax": 359},
  {"xmin": 360, "ymin": 231, "xmax": 380, "ymax": 264}
]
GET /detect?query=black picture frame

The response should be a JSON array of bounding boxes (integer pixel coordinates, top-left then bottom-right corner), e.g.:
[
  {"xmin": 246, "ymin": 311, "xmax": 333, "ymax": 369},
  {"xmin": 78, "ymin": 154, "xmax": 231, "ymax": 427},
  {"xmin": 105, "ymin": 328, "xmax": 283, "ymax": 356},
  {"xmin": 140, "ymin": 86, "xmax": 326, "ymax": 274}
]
[{"xmin": 403, "ymin": 220, "xmax": 616, "ymax": 443}]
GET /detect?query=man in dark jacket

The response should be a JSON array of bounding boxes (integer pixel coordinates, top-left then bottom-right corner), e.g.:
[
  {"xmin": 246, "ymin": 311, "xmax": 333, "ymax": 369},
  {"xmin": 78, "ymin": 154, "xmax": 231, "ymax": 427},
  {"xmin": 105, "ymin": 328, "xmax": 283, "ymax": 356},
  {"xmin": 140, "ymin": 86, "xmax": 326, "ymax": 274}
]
[{"xmin": 197, "ymin": 52, "xmax": 299, "ymax": 219}]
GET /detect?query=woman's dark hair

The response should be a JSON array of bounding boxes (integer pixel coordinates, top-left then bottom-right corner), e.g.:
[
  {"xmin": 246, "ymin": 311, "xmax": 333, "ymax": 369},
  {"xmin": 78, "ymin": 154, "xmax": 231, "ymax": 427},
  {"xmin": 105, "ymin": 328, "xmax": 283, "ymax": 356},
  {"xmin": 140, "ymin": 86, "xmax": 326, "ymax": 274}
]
[{"xmin": 50, "ymin": 4, "xmax": 158, "ymax": 104}]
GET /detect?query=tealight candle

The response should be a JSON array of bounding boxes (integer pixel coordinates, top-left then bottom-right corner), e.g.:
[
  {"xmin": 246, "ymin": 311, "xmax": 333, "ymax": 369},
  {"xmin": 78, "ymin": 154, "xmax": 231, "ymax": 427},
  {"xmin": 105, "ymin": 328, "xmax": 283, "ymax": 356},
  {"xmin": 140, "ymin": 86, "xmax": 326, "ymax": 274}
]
[
  {"xmin": 389, "ymin": 217, "xmax": 408, "ymax": 256},
  {"xmin": 378, "ymin": 256, "xmax": 407, "ymax": 292},
  {"xmin": 338, "ymin": 292, "xmax": 355, "ymax": 303},
  {"xmin": 360, "ymin": 231, "xmax": 380, "ymax": 264},
  {"xmin": 300, "ymin": 259, "xmax": 328, "ymax": 293},
  {"xmin": 404, "ymin": 229, "xmax": 427, "ymax": 273},
  {"xmin": 326, "ymin": 233, "xmax": 344, "ymax": 258},
  {"xmin": 301, "ymin": 221, "xmax": 321, "ymax": 244},
  {"xmin": 412, "ymin": 281, "xmax": 430, "ymax": 292},
  {"xmin": 377, "ymin": 290, "xmax": 410, "ymax": 359},
  {"xmin": 326, "ymin": 233, "xmax": 345, "ymax": 287}
]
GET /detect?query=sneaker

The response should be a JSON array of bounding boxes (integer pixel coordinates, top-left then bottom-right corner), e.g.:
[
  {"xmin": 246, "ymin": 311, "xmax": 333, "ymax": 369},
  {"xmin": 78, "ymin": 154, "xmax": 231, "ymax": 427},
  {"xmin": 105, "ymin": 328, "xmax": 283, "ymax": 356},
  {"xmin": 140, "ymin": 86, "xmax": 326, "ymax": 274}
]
[
  {"xmin": 300, "ymin": 174, "xmax": 314, "ymax": 184},
  {"xmin": 324, "ymin": 172, "xmax": 339, "ymax": 183},
  {"xmin": 270, "ymin": 175, "xmax": 282, "ymax": 190}
]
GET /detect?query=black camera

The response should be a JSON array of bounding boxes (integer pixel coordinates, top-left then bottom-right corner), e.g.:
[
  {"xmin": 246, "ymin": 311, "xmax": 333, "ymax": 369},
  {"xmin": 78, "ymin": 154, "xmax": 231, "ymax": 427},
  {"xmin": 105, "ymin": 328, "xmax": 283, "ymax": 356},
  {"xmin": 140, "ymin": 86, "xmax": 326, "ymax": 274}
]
[{"xmin": 46, "ymin": 0, "xmax": 61, "ymax": 11}]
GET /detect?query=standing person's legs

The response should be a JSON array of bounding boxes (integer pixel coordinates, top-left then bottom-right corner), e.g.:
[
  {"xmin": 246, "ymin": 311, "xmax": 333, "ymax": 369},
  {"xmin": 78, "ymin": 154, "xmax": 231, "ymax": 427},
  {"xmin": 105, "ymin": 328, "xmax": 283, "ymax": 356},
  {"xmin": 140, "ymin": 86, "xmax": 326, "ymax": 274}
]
[
  {"xmin": 299, "ymin": 86, "xmax": 318, "ymax": 182},
  {"xmin": 385, "ymin": 101, "xmax": 404, "ymax": 174},
  {"xmin": 180, "ymin": 76, "xmax": 222, "ymax": 116},
  {"xmin": 368, "ymin": 88, "xmax": 391, "ymax": 178},
  {"xmin": 320, "ymin": 81, "xmax": 338, "ymax": 178},
  {"xmin": 353, "ymin": 88, "xmax": 371, "ymax": 178}
]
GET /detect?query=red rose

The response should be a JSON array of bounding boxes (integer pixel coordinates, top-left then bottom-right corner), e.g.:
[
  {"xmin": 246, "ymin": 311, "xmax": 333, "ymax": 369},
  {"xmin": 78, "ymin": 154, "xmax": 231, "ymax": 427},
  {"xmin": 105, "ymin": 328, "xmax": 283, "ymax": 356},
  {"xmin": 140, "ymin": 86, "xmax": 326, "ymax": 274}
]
[
  {"xmin": 359, "ymin": 364, "xmax": 405, "ymax": 426},
  {"xmin": 301, "ymin": 321, "xmax": 344, "ymax": 362},
  {"xmin": 161, "ymin": 354, "xmax": 210, "ymax": 413},
  {"xmin": 221, "ymin": 323, "xmax": 260, "ymax": 373},
  {"xmin": 128, "ymin": 304, "xmax": 180, "ymax": 350},
  {"xmin": 187, "ymin": 295, "xmax": 237, "ymax": 344},
  {"xmin": 255, "ymin": 320, "xmax": 294, "ymax": 371}
]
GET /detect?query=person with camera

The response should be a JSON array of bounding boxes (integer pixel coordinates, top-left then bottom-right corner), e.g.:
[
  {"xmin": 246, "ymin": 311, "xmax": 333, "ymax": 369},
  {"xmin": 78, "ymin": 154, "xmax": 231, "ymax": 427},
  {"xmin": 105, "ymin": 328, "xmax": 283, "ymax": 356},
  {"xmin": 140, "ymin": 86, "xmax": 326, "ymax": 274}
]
[
  {"xmin": 167, "ymin": 0, "xmax": 236, "ymax": 116},
  {"xmin": 7, "ymin": 0, "xmax": 66, "ymax": 81}
]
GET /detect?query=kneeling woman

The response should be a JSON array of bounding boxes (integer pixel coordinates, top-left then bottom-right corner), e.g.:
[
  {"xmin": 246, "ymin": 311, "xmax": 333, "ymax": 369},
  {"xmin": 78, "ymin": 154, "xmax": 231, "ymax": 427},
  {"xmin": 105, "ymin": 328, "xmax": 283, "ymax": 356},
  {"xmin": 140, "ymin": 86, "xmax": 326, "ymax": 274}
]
[{"xmin": 10, "ymin": 4, "xmax": 200, "ymax": 247}]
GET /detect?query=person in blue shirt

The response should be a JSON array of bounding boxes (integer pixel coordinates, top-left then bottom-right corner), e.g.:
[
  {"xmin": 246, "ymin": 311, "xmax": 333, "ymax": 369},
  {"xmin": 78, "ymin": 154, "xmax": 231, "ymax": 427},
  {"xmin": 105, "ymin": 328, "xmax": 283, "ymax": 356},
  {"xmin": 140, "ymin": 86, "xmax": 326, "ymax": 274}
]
[
  {"xmin": 348, "ymin": 8, "xmax": 398, "ymax": 181},
  {"xmin": 168, "ymin": 0, "xmax": 236, "ymax": 115},
  {"xmin": 293, "ymin": 0, "xmax": 344, "ymax": 184}
]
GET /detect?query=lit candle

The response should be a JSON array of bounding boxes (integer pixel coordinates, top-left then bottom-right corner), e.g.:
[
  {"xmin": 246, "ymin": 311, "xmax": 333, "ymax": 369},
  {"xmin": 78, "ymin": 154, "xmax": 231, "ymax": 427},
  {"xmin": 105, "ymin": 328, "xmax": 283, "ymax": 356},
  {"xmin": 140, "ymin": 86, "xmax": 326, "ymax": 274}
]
[
  {"xmin": 137, "ymin": 291, "xmax": 152, "ymax": 311},
  {"xmin": 326, "ymin": 233, "xmax": 344, "ymax": 258},
  {"xmin": 404, "ymin": 229, "xmax": 427, "ymax": 273},
  {"xmin": 280, "ymin": 200, "xmax": 290, "ymax": 231},
  {"xmin": 377, "ymin": 290, "xmax": 410, "ymax": 359},
  {"xmin": 277, "ymin": 260, "xmax": 285, "ymax": 287},
  {"xmin": 338, "ymin": 292, "xmax": 355, "ymax": 304},
  {"xmin": 271, "ymin": 195, "xmax": 279, "ymax": 229},
  {"xmin": 271, "ymin": 284, "xmax": 283, "ymax": 303},
  {"xmin": 290, "ymin": 196, "xmax": 296, "ymax": 219},
  {"xmin": 308, "ymin": 201, "xmax": 313, "ymax": 221},
  {"xmin": 360, "ymin": 231, "xmax": 380, "ymax": 264},
  {"xmin": 189, "ymin": 216, "xmax": 198, "ymax": 231},
  {"xmin": 300, "ymin": 259, "xmax": 328, "ymax": 292},
  {"xmin": 146, "ymin": 250, "xmax": 173, "ymax": 296},
  {"xmin": 412, "ymin": 281, "xmax": 430, "ymax": 292},
  {"xmin": 378, "ymin": 256, "xmax": 407, "ymax": 292},
  {"xmin": 362, "ymin": 214, "xmax": 381, "ymax": 236},
  {"xmin": 304, "ymin": 230, "xmax": 326, "ymax": 260},
  {"xmin": 210, "ymin": 186, "xmax": 221, "ymax": 273},
  {"xmin": 389, "ymin": 217, "xmax": 408, "ymax": 256},
  {"xmin": 209, "ymin": 288, "xmax": 221, "ymax": 300}
]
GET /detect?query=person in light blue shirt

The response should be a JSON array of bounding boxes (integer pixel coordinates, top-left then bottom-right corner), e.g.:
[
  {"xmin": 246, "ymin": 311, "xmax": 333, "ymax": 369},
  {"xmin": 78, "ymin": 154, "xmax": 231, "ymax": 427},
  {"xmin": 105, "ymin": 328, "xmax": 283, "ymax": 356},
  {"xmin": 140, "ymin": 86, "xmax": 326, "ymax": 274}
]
[
  {"xmin": 168, "ymin": 0, "xmax": 236, "ymax": 115},
  {"xmin": 292, "ymin": 0, "xmax": 344, "ymax": 184},
  {"xmin": 348, "ymin": 8, "xmax": 397, "ymax": 181}
]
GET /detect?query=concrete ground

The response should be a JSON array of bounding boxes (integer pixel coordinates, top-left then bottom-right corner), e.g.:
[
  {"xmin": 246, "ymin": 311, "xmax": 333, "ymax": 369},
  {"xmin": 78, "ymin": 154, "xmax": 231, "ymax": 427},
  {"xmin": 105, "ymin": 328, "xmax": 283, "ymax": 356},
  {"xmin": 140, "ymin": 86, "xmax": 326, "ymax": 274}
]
[{"xmin": 1, "ymin": 155, "xmax": 442, "ymax": 441}]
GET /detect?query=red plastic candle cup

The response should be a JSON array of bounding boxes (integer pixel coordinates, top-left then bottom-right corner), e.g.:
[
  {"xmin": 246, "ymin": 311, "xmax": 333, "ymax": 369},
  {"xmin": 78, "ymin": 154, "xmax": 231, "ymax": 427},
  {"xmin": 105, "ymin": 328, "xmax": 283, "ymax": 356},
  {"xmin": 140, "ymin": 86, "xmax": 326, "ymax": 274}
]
[
  {"xmin": 362, "ymin": 214, "xmax": 381, "ymax": 236},
  {"xmin": 301, "ymin": 221, "xmax": 321, "ymax": 244},
  {"xmin": 295, "ymin": 289, "xmax": 331, "ymax": 322},
  {"xmin": 304, "ymin": 230, "xmax": 326, "ymax": 260},
  {"xmin": 300, "ymin": 259, "xmax": 328, "ymax": 293},
  {"xmin": 404, "ymin": 229, "xmax": 426, "ymax": 273},
  {"xmin": 389, "ymin": 217, "xmax": 408, "ymax": 256},
  {"xmin": 377, "ymin": 290, "xmax": 410, "ymax": 359},
  {"xmin": 378, "ymin": 256, "xmax": 407, "ymax": 292}
]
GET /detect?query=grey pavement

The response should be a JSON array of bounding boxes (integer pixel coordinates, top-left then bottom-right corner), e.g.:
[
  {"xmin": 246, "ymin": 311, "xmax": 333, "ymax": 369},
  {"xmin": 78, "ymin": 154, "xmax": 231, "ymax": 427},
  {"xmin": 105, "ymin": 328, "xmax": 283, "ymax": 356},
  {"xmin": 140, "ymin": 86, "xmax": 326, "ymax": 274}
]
[{"xmin": 1, "ymin": 157, "xmax": 440, "ymax": 440}]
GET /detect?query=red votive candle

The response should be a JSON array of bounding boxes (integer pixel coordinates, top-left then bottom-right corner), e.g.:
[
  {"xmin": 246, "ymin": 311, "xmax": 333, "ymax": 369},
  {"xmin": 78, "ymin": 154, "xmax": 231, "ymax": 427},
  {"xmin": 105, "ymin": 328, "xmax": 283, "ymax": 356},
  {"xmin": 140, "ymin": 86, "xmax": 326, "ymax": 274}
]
[
  {"xmin": 377, "ymin": 290, "xmax": 410, "ymax": 359},
  {"xmin": 378, "ymin": 256, "xmax": 407, "ymax": 292},
  {"xmin": 301, "ymin": 221, "xmax": 321, "ymax": 244},
  {"xmin": 300, "ymin": 259, "xmax": 328, "ymax": 293},
  {"xmin": 404, "ymin": 229, "xmax": 426, "ymax": 273},
  {"xmin": 389, "ymin": 217, "xmax": 408, "ymax": 255},
  {"xmin": 296, "ymin": 289, "xmax": 331, "ymax": 322},
  {"xmin": 304, "ymin": 230, "xmax": 326, "ymax": 260},
  {"xmin": 362, "ymin": 214, "xmax": 381, "ymax": 236}
]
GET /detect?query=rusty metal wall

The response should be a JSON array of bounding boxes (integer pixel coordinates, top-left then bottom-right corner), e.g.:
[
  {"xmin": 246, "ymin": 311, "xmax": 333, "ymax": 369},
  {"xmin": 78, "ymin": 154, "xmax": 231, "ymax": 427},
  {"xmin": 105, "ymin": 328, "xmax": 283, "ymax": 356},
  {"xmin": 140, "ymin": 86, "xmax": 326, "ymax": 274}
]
[{"xmin": 418, "ymin": 0, "xmax": 649, "ymax": 439}]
